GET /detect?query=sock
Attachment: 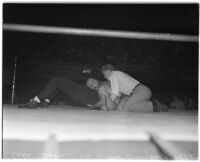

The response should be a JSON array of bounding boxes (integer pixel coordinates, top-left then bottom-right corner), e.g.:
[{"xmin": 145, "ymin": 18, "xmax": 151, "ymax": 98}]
[
  {"xmin": 33, "ymin": 96, "xmax": 41, "ymax": 103},
  {"xmin": 45, "ymin": 99, "xmax": 50, "ymax": 103}
]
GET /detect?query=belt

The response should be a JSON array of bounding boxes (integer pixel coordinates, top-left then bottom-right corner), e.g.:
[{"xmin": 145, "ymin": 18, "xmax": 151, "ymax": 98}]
[{"xmin": 129, "ymin": 83, "xmax": 142, "ymax": 96}]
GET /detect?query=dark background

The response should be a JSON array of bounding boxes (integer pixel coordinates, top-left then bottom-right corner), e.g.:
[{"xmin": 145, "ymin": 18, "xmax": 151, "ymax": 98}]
[
  {"xmin": 3, "ymin": 3, "xmax": 199, "ymax": 35},
  {"xmin": 3, "ymin": 3, "xmax": 199, "ymax": 107}
]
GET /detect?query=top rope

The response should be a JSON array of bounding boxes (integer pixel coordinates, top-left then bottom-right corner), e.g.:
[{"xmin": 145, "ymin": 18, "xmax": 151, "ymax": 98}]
[{"xmin": 3, "ymin": 23, "xmax": 198, "ymax": 42}]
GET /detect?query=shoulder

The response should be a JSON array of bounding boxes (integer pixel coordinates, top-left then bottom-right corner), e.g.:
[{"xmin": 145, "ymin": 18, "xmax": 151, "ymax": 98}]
[
  {"xmin": 100, "ymin": 81, "xmax": 110, "ymax": 88},
  {"xmin": 111, "ymin": 71, "xmax": 124, "ymax": 77},
  {"xmin": 100, "ymin": 81, "xmax": 109, "ymax": 85}
]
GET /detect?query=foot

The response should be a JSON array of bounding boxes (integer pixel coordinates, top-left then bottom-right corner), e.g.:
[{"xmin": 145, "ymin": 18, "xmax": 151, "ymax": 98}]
[
  {"xmin": 40, "ymin": 101, "xmax": 50, "ymax": 108},
  {"xmin": 87, "ymin": 104, "xmax": 101, "ymax": 110},
  {"xmin": 18, "ymin": 99, "xmax": 40, "ymax": 108},
  {"xmin": 152, "ymin": 100, "xmax": 160, "ymax": 112},
  {"xmin": 18, "ymin": 99, "xmax": 50, "ymax": 109},
  {"xmin": 152, "ymin": 99, "xmax": 169, "ymax": 112}
]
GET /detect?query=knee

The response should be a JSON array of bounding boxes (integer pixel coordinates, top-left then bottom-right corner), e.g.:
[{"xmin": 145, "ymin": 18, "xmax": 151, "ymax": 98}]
[
  {"xmin": 146, "ymin": 88, "xmax": 152, "ymax": 100},
  {"xmin": 141, "ymin": 85, "xmax": 152, "ymax": 100},
  {"xmin": 144, "ymin": 89, "xmax": 152, "ymax": 101},
  {"xmin": 147, "ymin": 86, "xmax": 152, "ymax": 99}
]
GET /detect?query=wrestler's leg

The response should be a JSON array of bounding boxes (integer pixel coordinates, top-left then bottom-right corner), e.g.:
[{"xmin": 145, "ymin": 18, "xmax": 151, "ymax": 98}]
[
  {"xmin": 124, "ymin": 101, "xmax": 153, "ymax": 112},
  {"xmin": 38, "ymin": 76, "xmax": 80, "ymax": 100},
  {"xmin": 116, "ymin": 97, "xmax": 129, "ymax": 111},
  {"xmin": 123, "ymin": 85, "xmax": 152, "ymax": 112},
  {"xmin": 18, "ymin": 76, "xmax": 82, "ymax": 108}
]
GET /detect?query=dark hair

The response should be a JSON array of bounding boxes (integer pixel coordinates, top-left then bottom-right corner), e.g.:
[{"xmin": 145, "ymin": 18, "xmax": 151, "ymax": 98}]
[{"xmin": 101, "ymin": 64, "xmax": 114, "ymax": 72}]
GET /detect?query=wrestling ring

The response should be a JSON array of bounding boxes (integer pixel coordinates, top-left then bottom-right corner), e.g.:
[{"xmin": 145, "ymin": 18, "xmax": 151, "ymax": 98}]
[{"xmin": 3, "ymin": 23, "xmax": 198, "ymax": 159}]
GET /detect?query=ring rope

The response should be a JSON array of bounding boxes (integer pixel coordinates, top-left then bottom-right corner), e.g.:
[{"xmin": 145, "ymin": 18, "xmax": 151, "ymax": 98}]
[{"xmin": 3, "ymin": 23, "xmax": 198, "ymax": 42}]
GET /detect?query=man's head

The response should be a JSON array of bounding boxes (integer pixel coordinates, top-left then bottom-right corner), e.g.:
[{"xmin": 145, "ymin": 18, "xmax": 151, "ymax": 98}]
[
  {"xmin": 101, "ymin": 64, "xmax": 114, "ymax": 80},
  {"xmin": 86, "ymin": 78, "xmax": 99, "ymax": 90}
]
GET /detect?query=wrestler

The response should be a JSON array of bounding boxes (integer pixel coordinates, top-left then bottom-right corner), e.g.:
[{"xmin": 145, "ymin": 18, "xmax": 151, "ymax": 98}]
[
  {"xmin": 18, "ymin": 76, "xmax": 100, "ymax": 109},
  {"xmin": 86, "ymin": 78, "xmax": 117, "ymax": 111},
  {"xmin": 101, "ymin": 64, "xmax": 168, "ymax": 112}
]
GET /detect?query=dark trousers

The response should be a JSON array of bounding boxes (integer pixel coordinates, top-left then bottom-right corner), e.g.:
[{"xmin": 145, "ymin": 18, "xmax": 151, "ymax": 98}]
[{"xmin": 38, "ymin": 76, "xmax": 99, "ymax": 105}]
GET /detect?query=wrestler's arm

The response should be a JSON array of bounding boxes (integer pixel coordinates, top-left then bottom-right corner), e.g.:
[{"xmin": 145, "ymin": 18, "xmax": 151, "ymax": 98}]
[
  {"xmin": 104, "ymin": 91, "xmax": 116, "ymax": 111},
  {"xmin": 87, "ymin": 95, "xmax": 106, "ymax": 109},
  {"xmin": 98, "ymin": 85, "xmax": 117, "ymax": 111}
]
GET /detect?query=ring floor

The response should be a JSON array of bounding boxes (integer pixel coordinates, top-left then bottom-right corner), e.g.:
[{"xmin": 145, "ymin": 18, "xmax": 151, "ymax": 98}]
[{"xmin": 3, "ymin": 104, "xmax": 198, "ymax": 159}]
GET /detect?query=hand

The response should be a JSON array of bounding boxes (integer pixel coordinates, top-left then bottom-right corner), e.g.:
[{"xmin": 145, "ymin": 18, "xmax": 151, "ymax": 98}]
[
  {"xmin": 111, "ymin": 94, "xmax": 117, "ymax": 101},
  {"xmin": 98, "ymin": 86, "xmax": 106, "ymax": 95},
  {"xmin": 115, "ymin": 98, "xmax": 120, "ymax": 104},
  {"xmin": 87, "ymin": 104, "xmax": 101, "ymax": 110},
  {"xmin": 101, "ymin": 106, "xmax": 107, "ymax": 111},
  {"xmin": 87, "ymin": 104, "xmax": 93, "ymax": 108}
]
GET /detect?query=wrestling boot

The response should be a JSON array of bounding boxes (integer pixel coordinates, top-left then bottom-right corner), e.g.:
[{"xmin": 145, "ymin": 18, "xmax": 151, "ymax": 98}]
[
  {"xmin": 40, "ymin": 101, "xmax": 50, "ymax": 108},
  {"xmin": 18, "ymin": 99, "xmax": 40, "ymax": 108},
  {"xmin": 152, "ymin": 99, "xmax": 169, "ymax": 112},
  {"xmin": 152, "ymin": 100, "xmax": 160, "ymax": 112}
]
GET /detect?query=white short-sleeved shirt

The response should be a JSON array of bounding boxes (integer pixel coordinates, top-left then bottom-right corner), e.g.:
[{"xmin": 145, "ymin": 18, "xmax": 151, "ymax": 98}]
[{"xmin": 109, "ymin": 71, "xmax": 140, "ymax": 100}]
